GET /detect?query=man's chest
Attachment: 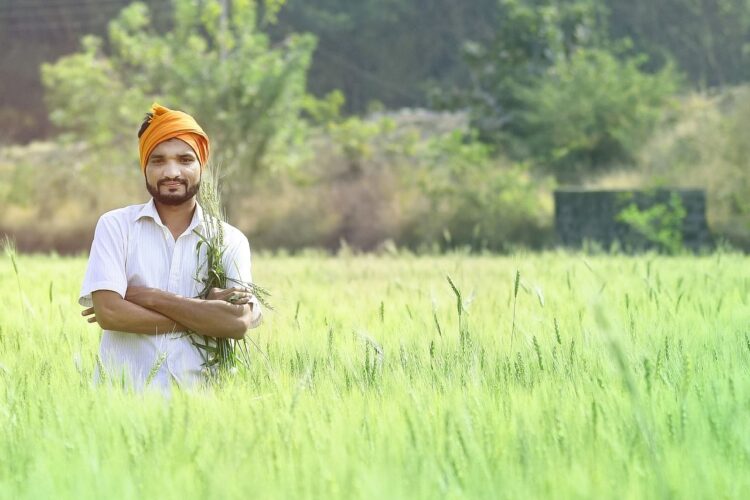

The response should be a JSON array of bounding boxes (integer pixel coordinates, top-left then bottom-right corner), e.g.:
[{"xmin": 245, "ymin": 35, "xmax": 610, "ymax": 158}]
[{"xmin": 125, "ymin": 222, "xmax": 208, "ymax": 296}]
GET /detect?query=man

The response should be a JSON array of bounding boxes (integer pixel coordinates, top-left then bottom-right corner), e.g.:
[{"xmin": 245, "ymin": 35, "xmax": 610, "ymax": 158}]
[{"xmin": 79, "ymin": 103, "xmax": 262, "ymax": 394}]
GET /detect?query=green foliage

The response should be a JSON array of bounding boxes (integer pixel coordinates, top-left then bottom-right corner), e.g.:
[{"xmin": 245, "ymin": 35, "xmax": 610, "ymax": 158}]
[
  {"xmin": 518, "ymin": 48, "xmax": 679, "ymax": 179},
  {"xmin": 451, "ymin": 0, "xmax": 606, "ymax": 144},
  {"xmin": 407, "ymin": 130, "xmax": 553, "ymax": 251},
  {"xmin": 302, "ymin": 91, "xmax": 402, "ymax": 173},
  {"xmin": 41, "ymin": 35, "xmax": 147, "ymax": 152},
  {"xmin": 302, "ymin": 90, "xmax": 346, "ymax": 125},
  {"xmin": 616, "ymin": 193, "xmax": 687, "ymax": 254},
  {"xmin": 41, "ymin": 0, "xmax": 316, "ymax": 184},
  {"xmin": 238, "ymin": 106, "xmax": 551, "ymax": 252},
  {"xmin": 636, "ymin": 87, "xmax": 750, "ymax": 249},
  {"xmin": 449, "ymin": 0, "xmax": 679, "ymax": 180},
  {"xmin": 0, "ymin": 141, "xmax": 143, "ymax": 253}
]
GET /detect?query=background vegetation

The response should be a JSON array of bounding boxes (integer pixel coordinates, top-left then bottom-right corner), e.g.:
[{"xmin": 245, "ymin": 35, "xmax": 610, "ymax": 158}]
[{"xmin": 1, "ymin": 0, "xmax": 750, "ymax": 251}]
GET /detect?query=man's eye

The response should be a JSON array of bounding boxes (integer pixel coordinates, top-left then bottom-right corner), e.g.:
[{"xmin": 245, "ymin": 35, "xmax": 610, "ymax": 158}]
[
  {"xmin": 151, "ymin": 158, "xmax": 164, "ymax": 164},
  {"xmin": 181, "ymin": 158, "xmax": 193, "ymax": 163}
]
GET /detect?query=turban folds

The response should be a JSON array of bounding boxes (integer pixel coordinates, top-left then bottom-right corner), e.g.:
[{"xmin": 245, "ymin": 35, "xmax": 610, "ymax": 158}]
[{"xmin": 138, "ymin": 103, "xmax": 210, "ymax": 172}]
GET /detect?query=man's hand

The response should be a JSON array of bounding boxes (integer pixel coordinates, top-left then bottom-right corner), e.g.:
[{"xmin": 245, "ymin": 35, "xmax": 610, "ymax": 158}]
[
  {"xmin": 207, "ymin": 287, "xmax": 255, "ymax": 305},
  {"xmin": 81, "ymin": 307, "xmax": 98, "ymax": 324}
]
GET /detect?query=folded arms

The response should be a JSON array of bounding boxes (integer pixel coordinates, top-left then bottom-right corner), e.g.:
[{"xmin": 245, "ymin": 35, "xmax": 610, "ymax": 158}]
[{"xmin": 83, "ymin": 286, "xmax": 259, "ymax": 340}]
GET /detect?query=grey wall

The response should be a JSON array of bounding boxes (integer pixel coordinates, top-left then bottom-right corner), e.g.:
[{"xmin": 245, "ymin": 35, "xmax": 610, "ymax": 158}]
[{"xmin": 554, "ymin": 189, "xmax": 712, "ymax": 251}]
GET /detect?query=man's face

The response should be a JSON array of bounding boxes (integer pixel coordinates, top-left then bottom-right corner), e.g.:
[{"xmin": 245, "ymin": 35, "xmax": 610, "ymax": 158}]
[{"xmin": 144, "ymin": 138, "xmax": 201, "ymax": 206}]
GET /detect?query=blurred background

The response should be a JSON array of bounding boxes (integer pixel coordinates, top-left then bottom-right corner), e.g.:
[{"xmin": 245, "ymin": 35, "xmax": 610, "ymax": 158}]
[{"xmin": 1, "ymin": 0, "xmax": 749, "ymax": 253}]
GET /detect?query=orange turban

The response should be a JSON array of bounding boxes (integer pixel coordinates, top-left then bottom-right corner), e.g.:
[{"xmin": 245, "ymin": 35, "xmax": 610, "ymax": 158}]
[{"xmin": 138, "ymin": 103, "xmax": 210, "ymax": 172}]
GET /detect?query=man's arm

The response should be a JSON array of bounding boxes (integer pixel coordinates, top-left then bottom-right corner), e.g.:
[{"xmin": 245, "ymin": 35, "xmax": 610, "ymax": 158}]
[
  {"xmin": 79, "ymin": 214, "xmax": 188, "ymax": 335},
  {"xmin": 125, "ymin": 286, "xmax": 254, "ymax": 340},
  {"xmin": 87, "ymin": 290, "xmax": 186, "ymax": 335}
]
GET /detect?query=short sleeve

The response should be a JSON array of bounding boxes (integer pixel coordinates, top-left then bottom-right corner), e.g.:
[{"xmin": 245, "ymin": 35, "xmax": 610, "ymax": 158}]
[
  {"xmin": 223, "ymin": 231, "xmax": 263, "ymax": 328},
  {"xmin": 78, "ymin": 214, "xmax": 128, "ymax": 308}
]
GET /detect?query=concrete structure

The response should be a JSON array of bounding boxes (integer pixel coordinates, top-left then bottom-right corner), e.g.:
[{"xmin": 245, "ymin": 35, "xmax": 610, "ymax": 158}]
[{"xmin": 554, "ymin": 189, "xmax": 712, "ymax": 251}]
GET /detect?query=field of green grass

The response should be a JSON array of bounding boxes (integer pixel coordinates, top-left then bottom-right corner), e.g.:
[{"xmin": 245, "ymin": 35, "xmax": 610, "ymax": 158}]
[{"xmin": 1, "ymin": 250, "xmax": 749, "ymax": 498}]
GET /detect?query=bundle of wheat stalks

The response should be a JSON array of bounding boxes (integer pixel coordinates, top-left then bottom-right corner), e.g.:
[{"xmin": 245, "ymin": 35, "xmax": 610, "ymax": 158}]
[{"xmin": 185, "ymin": 165, "xmax": 272, "ymax": 379}]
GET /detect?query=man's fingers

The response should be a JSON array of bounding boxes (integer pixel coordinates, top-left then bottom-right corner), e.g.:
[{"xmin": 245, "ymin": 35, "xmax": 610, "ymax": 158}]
[
  {"xmin": 207, "ymin": 287, "xmax": 252, "ymax": 303},
  {"xmin": 226, "ymin": 292, "xmax": 253, "ymax": 304},
  {"xmin": 214, "ymin": 288, "xmax": 242, "ymax": 298},
  {"xmin": 81, "ymin": 307, "xmax": 98, "ymax": 324}
]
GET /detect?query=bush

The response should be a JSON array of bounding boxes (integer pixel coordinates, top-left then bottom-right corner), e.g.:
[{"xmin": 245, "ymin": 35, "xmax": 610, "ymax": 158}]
[
  {"xmin": 635, "ymin": 87, "xmax": 750, "ymax": 248},
  {"xmin": 518, "ymin": 48, "xmax": 680, "ymax": 180},
  {"xmin": 615, "ymin": 192, "xmax": 686, "ymax": 254},
  {"xmin": 0, "ymin": 141, "xmax": 142, "ymax": 253},
  {"xmin": 402, "ymin": 131, "xmax": 553, "ymax": 251},
  {"xmin": 233, "ymin": 112, "xmax": 553, "ymax": 252}
]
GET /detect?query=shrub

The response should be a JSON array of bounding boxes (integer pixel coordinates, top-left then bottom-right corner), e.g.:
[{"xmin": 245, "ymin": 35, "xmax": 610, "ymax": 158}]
[
  {"xmin": 636, "ymin": 87, "xmax": 750, "ymax": 248},
  {"xmin": 403, "ymin": 130, "xmax": 553, "ymax": 251},
  {"xmin": 518, "ymin": 48, "xmax": 680, "ymax": 180},
  {"xmin": 615, "ymin": 192, "xmax": 686, "ymax": 254}
]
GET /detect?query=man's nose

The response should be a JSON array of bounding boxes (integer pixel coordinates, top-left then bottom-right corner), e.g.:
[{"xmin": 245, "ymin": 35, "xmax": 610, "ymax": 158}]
[{"xmin": 163, "ymin": 159, "xmax": 182, "ymax": 177}]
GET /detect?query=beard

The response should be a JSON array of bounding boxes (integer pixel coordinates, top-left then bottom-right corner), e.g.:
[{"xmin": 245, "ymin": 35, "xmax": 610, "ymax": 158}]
[{"xmin": 146, "ymin": 178, "xmax": 201, "ymax": 206}]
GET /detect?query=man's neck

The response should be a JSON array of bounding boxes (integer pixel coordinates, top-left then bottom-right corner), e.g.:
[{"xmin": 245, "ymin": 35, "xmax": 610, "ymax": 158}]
[{"xmin": 154, "ymin": 198, "xmax": 197, "ymax": 238}]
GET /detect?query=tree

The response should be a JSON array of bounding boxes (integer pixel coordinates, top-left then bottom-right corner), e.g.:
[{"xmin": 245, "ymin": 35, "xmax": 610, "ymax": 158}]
[
  {"xmin": 517, "ymin": 48, "xmax": 679, "ymax": 179},
  {"xmin": 445, "ymin": 0, "xmax": 679, "ymax": 179},
  {"xmin": 451, "ymin": 0, "xmax": 607, "ymax": 146},
  {"xmin": 41, "ymin": 0, "xmax": 316, "ymax": 209}
]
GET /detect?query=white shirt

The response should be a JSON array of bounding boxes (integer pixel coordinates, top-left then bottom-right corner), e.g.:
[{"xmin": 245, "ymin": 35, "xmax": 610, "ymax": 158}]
[{"xmin": 79, "ymin": 197, "xmax": 262, "ymax": 394}]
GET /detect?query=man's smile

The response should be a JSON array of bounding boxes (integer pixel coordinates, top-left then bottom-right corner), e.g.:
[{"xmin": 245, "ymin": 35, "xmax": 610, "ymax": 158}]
[{"xmin": 160, "ymin": 181, "xmax": 186, "ymax": 188}]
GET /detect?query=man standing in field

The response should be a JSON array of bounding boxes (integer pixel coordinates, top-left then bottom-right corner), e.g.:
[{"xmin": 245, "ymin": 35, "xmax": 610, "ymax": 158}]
[{"xmin": 79, "ymin": 103, "xmax": 262, "ymax": 394}]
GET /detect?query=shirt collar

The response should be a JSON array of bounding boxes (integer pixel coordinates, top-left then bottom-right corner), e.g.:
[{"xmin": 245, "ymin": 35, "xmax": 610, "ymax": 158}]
[{"xmin": 134, "ymin": 197, "xmax": 205, "ymax": 233}]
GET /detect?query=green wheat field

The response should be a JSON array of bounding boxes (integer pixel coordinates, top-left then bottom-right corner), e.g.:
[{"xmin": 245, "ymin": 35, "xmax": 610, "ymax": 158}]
[{"xmin": 1, "ymin": 250, "xmax": 749, "ymax": 499}]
